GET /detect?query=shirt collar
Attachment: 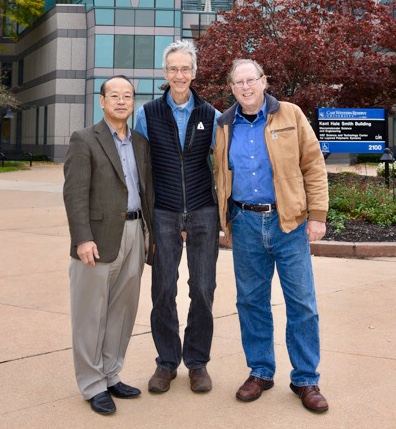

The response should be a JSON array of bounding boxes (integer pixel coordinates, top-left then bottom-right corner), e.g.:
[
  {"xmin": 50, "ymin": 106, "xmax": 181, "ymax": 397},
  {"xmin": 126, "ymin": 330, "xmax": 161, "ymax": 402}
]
[
  {"xmin": 234, "ymin": 100, "xmax": 267, "ymax": 124},
  {"xmin": 166, "ymin": 90, "xmax": 194, "ymax": 114},
  {"xmin": 105, "ymin": 120, "xmax": 131, "ymax": 142}
]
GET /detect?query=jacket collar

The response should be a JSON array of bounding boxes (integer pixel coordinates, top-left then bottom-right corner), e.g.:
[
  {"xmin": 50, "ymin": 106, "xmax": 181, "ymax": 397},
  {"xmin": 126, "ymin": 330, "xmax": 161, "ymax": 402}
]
[{"xmin": 217, "ymin": 92, "xmax": 280, "ymax": 127}]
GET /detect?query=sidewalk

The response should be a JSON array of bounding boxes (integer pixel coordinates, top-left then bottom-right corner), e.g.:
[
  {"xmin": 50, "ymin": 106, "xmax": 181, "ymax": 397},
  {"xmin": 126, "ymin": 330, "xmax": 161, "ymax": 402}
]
[{"xmin": 0, "ymin": 164, "xmax": 395, "ymax": 429}]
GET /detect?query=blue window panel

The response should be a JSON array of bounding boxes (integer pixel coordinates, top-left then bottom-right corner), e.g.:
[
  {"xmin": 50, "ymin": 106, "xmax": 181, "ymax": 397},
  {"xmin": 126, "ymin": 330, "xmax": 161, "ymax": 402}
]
[
  {"xmin": 93, "ymin": 94, "xmax": 103, "ymax": 124},
  {"xmin": 138, "ymin": 0, "xmax": 155, "ymax": 7},
  {"xmin": 136, "ymin": 80, "xmax": 153, "ymax": 94},
  {"xmin": 157, "ymin": 0, "xmax": 174, "ymax": 8},
  {"xmin": 116, "ymin": 0, "xmax": 131, "ymax": 5},
  {"xmin": 156, "ymin": 10, "xmax": 174, "ymax": 26},
  {"xmin": 95, "ymin": 35, "xmax": 114, "ymax": 67},
  {"xmin": 94, "ymin": 78, "xmax": 107, "ymax": 93},
  {"xmin": 154, "ymin": 79, "xmax": 167, "ymax": 93},
  {"xmin": 95, "ymin": 0, "xmax": 114, "ymax": 6},
  {"xmin": 135, "ymin": 36, "xmax": 154, "ymax": 68},
  {"xmin": 155, "ymin": 35, "xmax": 174, "ymax": 68},
  {"xmin": 115, "ymin": 9, "xmax": 135, "ymax": 26},
  {"xmin": 175, "ymin": 11, "xmax": 181, "ymax": 27},
  {"xmin": 95, "ymin": 9, "xmax": 114, "ymax": 25},
  {"xmin": 135, "ymin": 10, "xmax": 155, "ymax": 26},
  {"xmin": 115, "ymin": 35, "xmax": 134, "ymax": 68}
]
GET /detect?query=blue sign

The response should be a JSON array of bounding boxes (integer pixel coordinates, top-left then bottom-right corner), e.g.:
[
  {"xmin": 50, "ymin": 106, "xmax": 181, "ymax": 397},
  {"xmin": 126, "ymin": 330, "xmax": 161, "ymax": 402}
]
[
  {"xmin": 320, "ymin": 142, "xmax": 385, "ymax": 154},
  {"xmin": 317, "ymin": 108, "xmax": 386, "ymax": 120},
  {"xmin": 315, "ymin": 108, "xmax": 388, "ymax": 154}
]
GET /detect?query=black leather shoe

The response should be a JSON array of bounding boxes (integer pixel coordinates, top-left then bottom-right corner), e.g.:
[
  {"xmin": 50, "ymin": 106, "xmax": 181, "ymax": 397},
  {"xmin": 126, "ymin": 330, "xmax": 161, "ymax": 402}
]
[
  {"xmin": 88, "ymin": 391, "xmax": 116, "ymax": 415},
  {"xmin": 108, "ymin": 381, "xmax": 141, "ymax": 398}
]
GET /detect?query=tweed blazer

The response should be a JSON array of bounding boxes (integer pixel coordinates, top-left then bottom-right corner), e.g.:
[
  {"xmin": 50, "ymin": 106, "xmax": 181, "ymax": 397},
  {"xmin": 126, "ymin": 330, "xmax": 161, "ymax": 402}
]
[{"xmin": 63, "ymin": 119, "xmax": 154, "ymax": 264}]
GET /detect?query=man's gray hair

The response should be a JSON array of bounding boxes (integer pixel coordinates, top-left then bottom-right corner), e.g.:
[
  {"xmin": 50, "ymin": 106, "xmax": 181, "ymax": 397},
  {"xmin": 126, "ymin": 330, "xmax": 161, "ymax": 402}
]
[
  {"xmin": 162, "ymin": 40, "xmax": 197, "ymax": 73},
  {"xmin": 228, "ymin": 59, "xmax": 265, "ymax": 83}
]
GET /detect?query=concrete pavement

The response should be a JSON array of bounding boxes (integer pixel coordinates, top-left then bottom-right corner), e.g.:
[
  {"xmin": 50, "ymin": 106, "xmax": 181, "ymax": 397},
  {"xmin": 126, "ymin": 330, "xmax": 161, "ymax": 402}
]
[{"xmin": 0, "ymin": 163, "xmax": 395, "ymax": 429}]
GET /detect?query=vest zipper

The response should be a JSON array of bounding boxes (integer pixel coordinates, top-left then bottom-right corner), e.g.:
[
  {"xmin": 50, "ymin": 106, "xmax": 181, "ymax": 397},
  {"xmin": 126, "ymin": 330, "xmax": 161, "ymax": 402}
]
[{"xmin": 171, "ymin": 118, "xmax": 188, "ymax": 214}]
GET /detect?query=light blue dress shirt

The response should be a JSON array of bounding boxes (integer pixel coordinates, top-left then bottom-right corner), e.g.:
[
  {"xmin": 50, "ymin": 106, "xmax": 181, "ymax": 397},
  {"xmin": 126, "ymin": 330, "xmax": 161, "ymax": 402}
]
[
  {"xmin": 135, "ymin": 91, "xmax": 221, "ymax": 148},
  {"xmin": 106, "ymin": 121, "xmax": 141, "ymax": 211},
  {"xmin": 229, "ymin": 102, "xmax": 276, "ymax": 204}
]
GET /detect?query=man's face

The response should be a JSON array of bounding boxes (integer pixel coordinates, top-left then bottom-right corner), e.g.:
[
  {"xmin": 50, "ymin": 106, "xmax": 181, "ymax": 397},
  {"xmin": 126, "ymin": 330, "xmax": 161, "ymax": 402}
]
[
  {"xmin": 100, "ymin": 77, "xmax": 134, "ymax": 123},
  {"xmin": 164, "ymin": 51, "xmax": 195, "ymax": 98},
  {"xmin": 230, "ymin": 63, "xmax": 267, "ymax": 114}
]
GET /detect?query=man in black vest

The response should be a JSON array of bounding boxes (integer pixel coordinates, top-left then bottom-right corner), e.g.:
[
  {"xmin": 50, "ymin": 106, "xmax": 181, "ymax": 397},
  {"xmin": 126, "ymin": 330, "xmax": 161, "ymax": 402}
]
[{"xmin": 135, "ymin": 40, "xmax": 220, "ymax": 394}]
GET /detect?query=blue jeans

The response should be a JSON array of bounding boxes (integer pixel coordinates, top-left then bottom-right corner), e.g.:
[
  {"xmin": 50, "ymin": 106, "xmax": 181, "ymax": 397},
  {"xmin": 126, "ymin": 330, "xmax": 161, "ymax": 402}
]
[
  {"xmin": 231, "ymin": 206, "xmax": 320, "ymax": 386},
  {"xmin": 151, "ymin": 206, "xmax": 219, "ymax": 370}
]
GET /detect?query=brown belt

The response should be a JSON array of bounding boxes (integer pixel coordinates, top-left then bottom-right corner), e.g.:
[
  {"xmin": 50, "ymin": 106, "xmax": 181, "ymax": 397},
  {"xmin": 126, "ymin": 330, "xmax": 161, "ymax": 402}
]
[{"xmin": 234, "ymin": 201, "xmax": 276, "ymax": 212}]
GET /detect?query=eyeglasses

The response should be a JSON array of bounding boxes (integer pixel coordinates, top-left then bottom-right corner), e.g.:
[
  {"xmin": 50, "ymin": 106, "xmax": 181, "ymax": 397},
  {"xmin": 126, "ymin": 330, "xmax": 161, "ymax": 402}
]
[
  {"xmin": 166, "ymin": 66, "xmax": 193, "ymax": 76},
  {"xmin": 104, "ymin": 94, "xmax": 134, "ymax": 102},
  {"xmin": 232, "ymin": 77, "xmax": 262, "ymax": 89}
]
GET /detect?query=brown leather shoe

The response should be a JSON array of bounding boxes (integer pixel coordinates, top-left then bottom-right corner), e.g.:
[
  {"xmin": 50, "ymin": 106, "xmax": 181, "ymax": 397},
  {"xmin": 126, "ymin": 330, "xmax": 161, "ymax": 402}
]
[
  {"xmin": 189, "ymin": 367, "xmax": 212, "ymax": 393},
  {"xmin": 236, "ymin": 376, "xmax": 274, "ymax": 402},
  {"xmin": 148, "ymin": 366, "xmax": 177, "ymax": 393},
  {"xmin": 290, "ymin": 383, "xmax": 329, "ymax": 412}
]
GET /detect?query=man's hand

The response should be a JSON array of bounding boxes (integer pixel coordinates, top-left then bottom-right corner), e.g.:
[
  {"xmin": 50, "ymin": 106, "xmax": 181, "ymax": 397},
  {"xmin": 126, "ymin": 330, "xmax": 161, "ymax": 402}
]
[
  {"xmin": 306, "ymin": 220, "xmax": 326, "ymax": 242},
  {"xmin": 77, "ymin": 241, "xmax": 100, "ymax": 266}
]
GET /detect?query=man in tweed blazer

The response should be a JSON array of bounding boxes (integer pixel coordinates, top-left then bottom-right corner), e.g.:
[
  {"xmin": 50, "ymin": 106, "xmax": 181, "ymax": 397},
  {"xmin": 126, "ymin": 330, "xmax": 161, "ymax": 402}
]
[{"xmin": 63, "ymin": 75, "xmax": 153, "ymax": 415}]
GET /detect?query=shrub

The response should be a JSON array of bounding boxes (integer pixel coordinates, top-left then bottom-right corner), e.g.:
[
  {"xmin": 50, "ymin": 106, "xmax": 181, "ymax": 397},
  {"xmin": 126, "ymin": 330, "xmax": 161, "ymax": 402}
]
[{"xmin": 327, "ymin": 172, "xmax": 396, "ymax": 230}]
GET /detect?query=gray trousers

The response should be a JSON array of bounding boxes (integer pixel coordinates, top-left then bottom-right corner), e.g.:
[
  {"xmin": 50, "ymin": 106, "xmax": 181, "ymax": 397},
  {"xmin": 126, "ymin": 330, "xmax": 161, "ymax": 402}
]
[{"xmin": 69, "ymin": 220, "xmax": 144, "ymax": 400}]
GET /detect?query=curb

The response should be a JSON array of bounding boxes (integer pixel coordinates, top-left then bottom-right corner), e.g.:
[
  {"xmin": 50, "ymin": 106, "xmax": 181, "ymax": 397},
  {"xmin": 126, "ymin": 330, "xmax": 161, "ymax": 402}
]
[
  {"xmin": 310, "ymin": 241, "xmax": 396, "ymax": 258},
  {"xmin": 219, "ymin": 235, "xmax": 396, "ymax": 258}
]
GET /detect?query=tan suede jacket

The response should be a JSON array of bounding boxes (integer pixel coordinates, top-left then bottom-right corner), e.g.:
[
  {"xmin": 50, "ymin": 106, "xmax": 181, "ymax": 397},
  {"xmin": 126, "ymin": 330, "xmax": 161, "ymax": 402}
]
[{"xmin": 213, "ymin": 93, "xmax": 328, "ymax": 238}]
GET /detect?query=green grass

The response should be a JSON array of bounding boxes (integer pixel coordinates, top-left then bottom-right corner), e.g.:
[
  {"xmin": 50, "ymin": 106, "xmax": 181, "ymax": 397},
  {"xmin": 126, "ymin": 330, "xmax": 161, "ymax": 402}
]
[{"xmin": 0, "ymin": 161, "xmax": 32, "ymax": 172}]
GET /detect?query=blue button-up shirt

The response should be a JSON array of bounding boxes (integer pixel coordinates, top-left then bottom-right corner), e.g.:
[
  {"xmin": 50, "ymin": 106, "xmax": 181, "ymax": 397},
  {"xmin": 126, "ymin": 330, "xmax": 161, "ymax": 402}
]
[
  {"xmin": 106, "ymin": 122, "xmax": 141, "ymax": 211},
  {"xmin": 229, "ymin": 102, "xmax": 276, "ymax": 204},
  {"xmin": 135, "ymin": 91, "xmax": 220, "ymax": 149}
]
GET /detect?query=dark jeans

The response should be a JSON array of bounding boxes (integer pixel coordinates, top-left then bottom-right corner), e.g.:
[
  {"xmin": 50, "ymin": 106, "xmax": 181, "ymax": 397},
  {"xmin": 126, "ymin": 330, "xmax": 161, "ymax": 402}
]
[{"xmin": 151, "ymin": 206, "xmax": 219, "ymax": 370}]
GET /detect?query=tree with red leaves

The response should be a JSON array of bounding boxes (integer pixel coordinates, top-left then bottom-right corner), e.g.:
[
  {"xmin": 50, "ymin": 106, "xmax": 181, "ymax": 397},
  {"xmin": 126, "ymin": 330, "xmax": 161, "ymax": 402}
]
[{"xmin": 194, "ymin": 0, "xmax": 396, "ymax": 118}]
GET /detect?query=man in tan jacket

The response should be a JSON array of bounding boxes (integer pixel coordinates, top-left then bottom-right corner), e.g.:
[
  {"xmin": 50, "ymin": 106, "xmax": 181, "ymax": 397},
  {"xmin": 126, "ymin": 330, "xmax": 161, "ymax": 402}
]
[{"xmin": 214, "ymin": 59, "xmax": 329, "ymax": 412}]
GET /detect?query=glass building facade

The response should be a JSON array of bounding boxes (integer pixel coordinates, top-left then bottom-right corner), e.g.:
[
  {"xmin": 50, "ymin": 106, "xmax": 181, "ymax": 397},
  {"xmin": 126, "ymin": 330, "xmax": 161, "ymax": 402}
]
[{"xmin": 0, "ymin": 0, "xmax": 234, "ymax": 160}]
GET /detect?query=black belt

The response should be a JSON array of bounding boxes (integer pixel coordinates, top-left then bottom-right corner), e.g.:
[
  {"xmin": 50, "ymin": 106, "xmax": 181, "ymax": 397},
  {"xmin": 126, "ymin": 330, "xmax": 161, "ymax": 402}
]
[
  {"xmin": 234, "ymin": 201, "xmax": 276, "ymax": 212},
  {"xmin": 125, "ymin": 210, "xmax": 142, "ymax": 220}
]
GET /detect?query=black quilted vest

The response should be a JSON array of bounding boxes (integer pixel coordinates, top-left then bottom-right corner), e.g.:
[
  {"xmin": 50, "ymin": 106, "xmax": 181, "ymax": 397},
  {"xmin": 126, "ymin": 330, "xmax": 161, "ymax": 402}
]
[{"xmin": 144, "ymin": 87, "xmax": 216, "ymax": 212}]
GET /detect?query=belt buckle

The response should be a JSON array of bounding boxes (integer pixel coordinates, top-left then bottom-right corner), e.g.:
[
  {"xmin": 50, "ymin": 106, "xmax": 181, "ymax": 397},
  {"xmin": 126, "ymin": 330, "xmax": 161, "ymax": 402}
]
[{"xmin": 259, "ymin": 204, "xmax": 272, "ymax": 212}]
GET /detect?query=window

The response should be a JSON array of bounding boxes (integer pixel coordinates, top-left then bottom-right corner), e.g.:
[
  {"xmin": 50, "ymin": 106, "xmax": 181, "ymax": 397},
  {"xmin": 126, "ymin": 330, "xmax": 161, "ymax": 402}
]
[
  {"xmin": 137, "ymin": 0, "xmax": 155, "ymax": 7},
  {"xmin": 156, "ymin": 10, "xmax": 174, "ymax": 26},
  {"xmin": 95, "ymin": 0, "xmax": 114, "ymax": 6},
  {"xmin": 136, "ymin": 80, "xmax": 153, "ymax": 94},
  {"xmin": 18, "ymin": 59, "xmax": 24, "ymax": 85},
  {"xmin": 35, "ymin": 108, "xmax": 40, "ymax": 145},
  {"xmin": 1, "ymin": 63, "xmax": 12, "ymax": 87},
  {"xmin": 95, "ymin": 35, "xmax": 114, "ymax": 67},
  {"xmin": 135, "ymin": 10, "xmax": 155, "ymax": 26},
  {"xmin": 157, "ymin": 0, "xmax": 174, "ymax": 7},
  {"xmin": 115, "ymin": 35, "xmax": 134, "ymax": 68},
  {"xmin": 135, "ymin": 36, "xmax": 154, "ymax": 68},
  {"xmin": 115, "ymin": 9, "xmax": 135, "ymax": 26},
  {"xmin": 43, "ymin": 107, "xmax": 48, "ymax": 145},
  {"xmin": 95, "ymin": 9, "xmax": 115, "ymax": 25},
  {"xmin": 155, "ymin": 36, "xmax": 174, "ymax": 68}
]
